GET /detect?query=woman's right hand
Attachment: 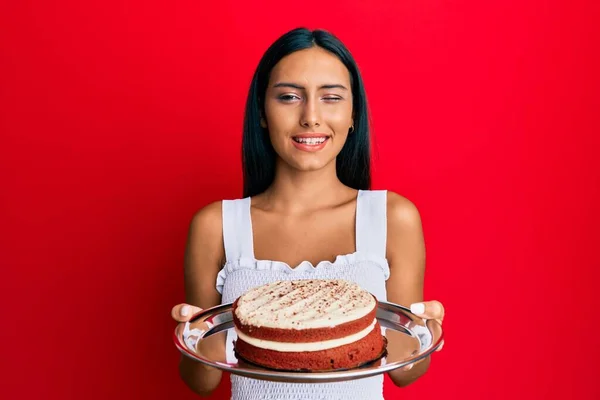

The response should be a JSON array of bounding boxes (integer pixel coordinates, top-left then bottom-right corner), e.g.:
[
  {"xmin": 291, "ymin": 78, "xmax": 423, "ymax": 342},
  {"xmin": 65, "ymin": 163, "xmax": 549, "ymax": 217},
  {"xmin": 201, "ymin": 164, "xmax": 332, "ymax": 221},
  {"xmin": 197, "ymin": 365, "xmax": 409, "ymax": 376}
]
[
  {"xmin": 172, "ymin": 302, "xmax": 223, "ymax": 396},
  {"xmin": 171, "ymin": 303, "xmax": 203, "ymax": 323},
  {"xmin": 172, "ymin": 303, "xmax": 226, "ymax": 365}
]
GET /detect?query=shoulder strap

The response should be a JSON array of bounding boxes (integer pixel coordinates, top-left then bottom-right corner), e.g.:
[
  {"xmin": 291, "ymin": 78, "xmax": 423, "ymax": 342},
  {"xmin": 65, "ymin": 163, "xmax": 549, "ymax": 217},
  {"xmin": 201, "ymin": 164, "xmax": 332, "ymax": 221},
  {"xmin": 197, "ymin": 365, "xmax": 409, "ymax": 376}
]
[
  {"xmin": 221, "ymin": 197, "xmax": 255, "ymax": 261},
  {"xmin": 355, "ymin": 190, "xmax": 388, "ymax": 258}
]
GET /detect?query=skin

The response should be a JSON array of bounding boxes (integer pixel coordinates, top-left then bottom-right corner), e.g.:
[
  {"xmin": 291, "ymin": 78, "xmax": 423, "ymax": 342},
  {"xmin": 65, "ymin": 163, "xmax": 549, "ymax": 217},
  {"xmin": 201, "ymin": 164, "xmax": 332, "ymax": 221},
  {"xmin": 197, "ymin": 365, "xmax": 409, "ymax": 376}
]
[{"xmin": 172, "ymin": 46, "xmax": 445, "ymax": 396}]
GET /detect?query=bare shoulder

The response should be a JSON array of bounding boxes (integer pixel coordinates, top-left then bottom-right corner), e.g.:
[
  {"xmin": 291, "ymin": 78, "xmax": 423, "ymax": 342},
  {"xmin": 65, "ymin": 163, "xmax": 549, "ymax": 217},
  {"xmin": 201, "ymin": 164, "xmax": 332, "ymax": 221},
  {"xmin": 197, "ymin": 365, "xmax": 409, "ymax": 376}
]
[
  {"xmin": 186, "ymin": 200, "xmax": 224, "ymax": 263},
  {"xmin": 189, "ymin": 200, "xmax": 223, "ymax": 237},
  {"xmin": 386, "ymin": 191, "xmax": 423, "ymax": 230},
  {"xmin": 186, "ymin": 200, "xmax": 224, "ymax": 274},
  {"xmin": 185, "ymin": 200, "xmax": 225, "ymax": 307},
  {"xmin": 385, "ymin": 191, "xmax": 426, "ymax": 278}
]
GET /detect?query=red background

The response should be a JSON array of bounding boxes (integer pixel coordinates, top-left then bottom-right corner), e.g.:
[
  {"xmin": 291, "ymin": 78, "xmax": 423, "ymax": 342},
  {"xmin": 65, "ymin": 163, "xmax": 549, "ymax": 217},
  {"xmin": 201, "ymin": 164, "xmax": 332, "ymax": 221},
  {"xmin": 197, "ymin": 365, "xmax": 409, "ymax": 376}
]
[{"xmin": 1, "ymin": 1, "xmax": 599, "ymax": 399}]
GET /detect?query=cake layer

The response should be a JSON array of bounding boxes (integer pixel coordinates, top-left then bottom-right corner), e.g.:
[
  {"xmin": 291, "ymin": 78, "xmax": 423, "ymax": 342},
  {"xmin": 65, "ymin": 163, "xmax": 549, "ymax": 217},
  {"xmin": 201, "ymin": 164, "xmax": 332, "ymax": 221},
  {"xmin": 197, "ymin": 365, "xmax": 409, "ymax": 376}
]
[
  {"xmin": 234, "ymin": 321, "xmax": 386, "ymax": 371},
  {"xmin": 232, "ymin": 296, "xmax": 377, "ymax": 342},
  {"xmin": 235, "ymin": 319, "xmax": 377, "ymax": 351},
  {"xmin": 233, "ymin": 279, "xmax": 376, "ymax": 330}
]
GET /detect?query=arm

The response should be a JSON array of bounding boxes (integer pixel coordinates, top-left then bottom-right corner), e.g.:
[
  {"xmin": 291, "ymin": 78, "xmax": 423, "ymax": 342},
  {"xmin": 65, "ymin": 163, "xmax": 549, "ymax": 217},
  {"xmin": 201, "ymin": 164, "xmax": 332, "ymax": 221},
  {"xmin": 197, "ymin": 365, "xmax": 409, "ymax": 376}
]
[
  {"xmin": 178, "ymin": 201, "xmax": 226, "ymax": 397},
  {"xmin": 384, "ymin": 192, "xmax": 430, "ymax": 387}
]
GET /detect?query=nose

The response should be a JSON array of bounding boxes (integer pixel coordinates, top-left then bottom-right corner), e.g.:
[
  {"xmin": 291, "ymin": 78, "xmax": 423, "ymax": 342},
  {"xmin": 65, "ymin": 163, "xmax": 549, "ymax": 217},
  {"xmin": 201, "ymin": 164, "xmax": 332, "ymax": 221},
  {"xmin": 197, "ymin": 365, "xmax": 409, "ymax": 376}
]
[{"xmin": 300, "ymin": 97, "xmax": 321, "ymax": 128}]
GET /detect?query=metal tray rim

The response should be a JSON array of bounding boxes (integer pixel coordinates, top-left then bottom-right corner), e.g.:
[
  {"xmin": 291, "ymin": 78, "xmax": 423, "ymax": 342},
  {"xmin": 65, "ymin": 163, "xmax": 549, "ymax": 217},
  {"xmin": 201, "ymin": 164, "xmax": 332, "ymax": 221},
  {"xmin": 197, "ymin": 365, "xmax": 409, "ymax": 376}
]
[{"xmin": 173, "ymin": 300, "xmax": 443, "ymax": 383}]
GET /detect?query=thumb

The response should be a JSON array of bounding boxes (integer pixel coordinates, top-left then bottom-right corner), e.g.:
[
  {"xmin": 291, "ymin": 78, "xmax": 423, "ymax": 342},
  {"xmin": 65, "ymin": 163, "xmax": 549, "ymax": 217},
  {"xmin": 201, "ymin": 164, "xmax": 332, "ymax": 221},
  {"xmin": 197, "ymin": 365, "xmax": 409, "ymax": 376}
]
[
  {"xmin": 171, "ymin": 303, "xmax": 203, "ymax": 322},
  {"xmin": 410, "ymin": 300, "xmax": 444, "ymax": 324}
]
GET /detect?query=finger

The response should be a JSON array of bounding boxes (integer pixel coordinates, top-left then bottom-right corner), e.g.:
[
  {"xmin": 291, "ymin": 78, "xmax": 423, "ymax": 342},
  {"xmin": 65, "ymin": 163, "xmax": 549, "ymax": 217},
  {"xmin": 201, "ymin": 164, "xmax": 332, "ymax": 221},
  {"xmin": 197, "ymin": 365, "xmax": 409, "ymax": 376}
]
[
  {"xmin": 410, "ymin": 300, "xmax": 444, "ymax": 323},
  {"xmin": 402, "ymin": 363, "xmax": 414, "ymax": 371},
  {"xmin": 401, "ymin": 351, "xmax": 422, "ymax": 371},
  {"xmin": 435, "ymin": 339, "xmax": 445, "ymax": 352},
  {"xmin": 171, "ymin": 303, "xmax": 203, "ymax": 322}
]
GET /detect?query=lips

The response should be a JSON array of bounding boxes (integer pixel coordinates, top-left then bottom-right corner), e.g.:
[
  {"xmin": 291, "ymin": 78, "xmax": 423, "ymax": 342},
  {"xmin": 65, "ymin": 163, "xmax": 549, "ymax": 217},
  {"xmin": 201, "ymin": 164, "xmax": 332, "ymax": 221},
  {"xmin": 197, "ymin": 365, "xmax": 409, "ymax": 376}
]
[
  {"xmin": 292, "ymin": 137, "xmax": 327, "ymax": 145},
  {"xmin": 291, "ymin": 133, "xmax": 330, "ymax": 152}
]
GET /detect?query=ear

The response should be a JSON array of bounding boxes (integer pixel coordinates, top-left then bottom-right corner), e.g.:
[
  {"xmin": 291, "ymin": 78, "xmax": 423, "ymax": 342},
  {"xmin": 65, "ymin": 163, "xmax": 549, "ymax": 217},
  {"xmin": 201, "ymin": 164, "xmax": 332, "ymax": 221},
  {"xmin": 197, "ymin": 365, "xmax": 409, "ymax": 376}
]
[{"xmin": 260, "ymin": 117, "xmax": 267, "ymax": 128}]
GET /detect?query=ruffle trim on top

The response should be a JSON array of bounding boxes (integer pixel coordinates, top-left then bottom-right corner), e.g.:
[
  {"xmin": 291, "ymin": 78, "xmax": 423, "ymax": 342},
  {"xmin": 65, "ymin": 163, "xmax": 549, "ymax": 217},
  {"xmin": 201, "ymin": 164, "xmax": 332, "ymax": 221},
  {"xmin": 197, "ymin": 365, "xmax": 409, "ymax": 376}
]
[{"xmin": 216, "ymin": 251, "xmax": 390, "ymax": 294}]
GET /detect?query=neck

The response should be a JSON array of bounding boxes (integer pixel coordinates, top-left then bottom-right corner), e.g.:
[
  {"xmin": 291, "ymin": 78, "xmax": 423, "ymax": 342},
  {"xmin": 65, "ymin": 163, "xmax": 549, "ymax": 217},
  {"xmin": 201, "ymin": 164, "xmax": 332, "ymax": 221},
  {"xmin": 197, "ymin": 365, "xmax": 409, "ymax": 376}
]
[{"xmin": 260, "ymin": 159, "xmax": 352, "ymax": 213}]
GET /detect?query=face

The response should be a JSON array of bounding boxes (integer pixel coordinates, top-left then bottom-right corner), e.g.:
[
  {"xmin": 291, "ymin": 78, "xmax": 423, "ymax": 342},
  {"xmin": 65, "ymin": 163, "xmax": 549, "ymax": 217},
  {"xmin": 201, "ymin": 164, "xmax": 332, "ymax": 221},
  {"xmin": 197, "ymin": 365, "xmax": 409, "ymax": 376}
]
[{"xmin": 262, "ymin": 47, "xmax": 354, "ymax": 172}]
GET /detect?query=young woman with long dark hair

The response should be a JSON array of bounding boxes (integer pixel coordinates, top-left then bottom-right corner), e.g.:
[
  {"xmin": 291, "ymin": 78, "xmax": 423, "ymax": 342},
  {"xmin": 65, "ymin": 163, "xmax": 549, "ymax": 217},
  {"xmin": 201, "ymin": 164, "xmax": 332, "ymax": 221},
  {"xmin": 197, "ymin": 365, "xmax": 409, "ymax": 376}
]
[{"xmin": 171, "ymin": 27, "xmax": 445, "ymax": 399}]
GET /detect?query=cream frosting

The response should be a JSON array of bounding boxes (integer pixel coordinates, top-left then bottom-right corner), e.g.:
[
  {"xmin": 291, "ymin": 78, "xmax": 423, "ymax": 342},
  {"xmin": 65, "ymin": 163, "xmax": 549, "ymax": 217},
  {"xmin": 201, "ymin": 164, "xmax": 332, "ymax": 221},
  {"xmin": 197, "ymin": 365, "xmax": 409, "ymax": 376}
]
[
  {"xmin": 234, "ymin": 279, "xmax": 376, "ymax": 329},
  {"xmin": 236, "ymin": 319, "xmax": 377, "ymax": 352}
]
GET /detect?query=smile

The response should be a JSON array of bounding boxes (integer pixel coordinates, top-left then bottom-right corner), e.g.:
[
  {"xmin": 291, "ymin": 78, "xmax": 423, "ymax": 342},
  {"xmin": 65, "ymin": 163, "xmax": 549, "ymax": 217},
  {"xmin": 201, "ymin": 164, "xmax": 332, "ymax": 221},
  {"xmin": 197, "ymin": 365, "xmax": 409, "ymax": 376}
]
[
  {"xmin": 292, "ymin": 137, "xmax": 328, "ymax": 145},
  {"xmin": 291, "ymin": 135, "xmax": 330, "ymax": 152}
]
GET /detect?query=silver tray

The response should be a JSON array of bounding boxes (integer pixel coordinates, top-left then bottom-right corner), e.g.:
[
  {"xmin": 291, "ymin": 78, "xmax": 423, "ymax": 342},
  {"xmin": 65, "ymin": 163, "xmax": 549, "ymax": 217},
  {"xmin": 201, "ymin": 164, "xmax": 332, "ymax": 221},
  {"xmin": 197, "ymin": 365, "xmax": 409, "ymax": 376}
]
[{"xmin": 173, "ymin": 301, "xmax": 443, "ymax": 383}]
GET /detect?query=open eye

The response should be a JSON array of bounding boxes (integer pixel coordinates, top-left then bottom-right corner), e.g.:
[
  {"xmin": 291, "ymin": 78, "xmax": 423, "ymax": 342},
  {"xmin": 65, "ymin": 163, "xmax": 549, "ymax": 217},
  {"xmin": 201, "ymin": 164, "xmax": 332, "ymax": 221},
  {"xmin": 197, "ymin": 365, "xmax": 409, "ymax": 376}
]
[{"xmin": 278, "ymin": 94, "xmax": 301, "ymax": 102}]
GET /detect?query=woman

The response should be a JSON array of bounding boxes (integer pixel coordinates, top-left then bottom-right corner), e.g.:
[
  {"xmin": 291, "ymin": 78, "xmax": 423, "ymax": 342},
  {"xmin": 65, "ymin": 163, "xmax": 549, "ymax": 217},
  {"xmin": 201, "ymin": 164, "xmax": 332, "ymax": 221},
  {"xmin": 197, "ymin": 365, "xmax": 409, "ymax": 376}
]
[{"xmin": 171, "ymin": 27, "xmax": 445, "ymax": 399}]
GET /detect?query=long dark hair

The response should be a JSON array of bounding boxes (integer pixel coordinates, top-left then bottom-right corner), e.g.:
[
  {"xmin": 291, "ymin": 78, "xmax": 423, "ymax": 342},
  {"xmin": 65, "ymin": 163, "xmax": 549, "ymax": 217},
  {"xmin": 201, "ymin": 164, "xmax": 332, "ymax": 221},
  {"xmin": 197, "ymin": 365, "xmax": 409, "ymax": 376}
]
[{"xmin": 242, "ymin": 28, "xmax": 371, "ymax": 197}]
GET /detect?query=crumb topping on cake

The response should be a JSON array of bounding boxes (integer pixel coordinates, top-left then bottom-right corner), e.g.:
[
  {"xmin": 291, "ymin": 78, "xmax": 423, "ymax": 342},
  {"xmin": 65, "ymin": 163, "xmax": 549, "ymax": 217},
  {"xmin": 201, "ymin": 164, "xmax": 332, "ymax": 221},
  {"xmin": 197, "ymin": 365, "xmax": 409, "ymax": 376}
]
[{"xmin": 234, "ymin": 279, "xmax": 376, "ymax": 329}]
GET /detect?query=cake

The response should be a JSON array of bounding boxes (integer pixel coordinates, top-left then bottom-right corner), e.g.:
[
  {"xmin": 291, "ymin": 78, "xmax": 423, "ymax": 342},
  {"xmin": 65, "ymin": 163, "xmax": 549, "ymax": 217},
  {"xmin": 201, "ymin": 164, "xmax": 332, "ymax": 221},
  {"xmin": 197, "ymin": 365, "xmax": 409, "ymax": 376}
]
[{"xmin": 232, "ymin": 279, "xmax": 386, "ymax": 371}]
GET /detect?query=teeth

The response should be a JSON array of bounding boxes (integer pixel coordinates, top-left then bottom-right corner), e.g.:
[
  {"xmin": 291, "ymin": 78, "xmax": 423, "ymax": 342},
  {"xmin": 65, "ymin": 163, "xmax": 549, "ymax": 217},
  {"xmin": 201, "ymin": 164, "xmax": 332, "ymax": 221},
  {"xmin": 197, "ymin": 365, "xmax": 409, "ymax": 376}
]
[{"xmin": 294, "ymin": 137, "xmax": 327, "ymax": 145}]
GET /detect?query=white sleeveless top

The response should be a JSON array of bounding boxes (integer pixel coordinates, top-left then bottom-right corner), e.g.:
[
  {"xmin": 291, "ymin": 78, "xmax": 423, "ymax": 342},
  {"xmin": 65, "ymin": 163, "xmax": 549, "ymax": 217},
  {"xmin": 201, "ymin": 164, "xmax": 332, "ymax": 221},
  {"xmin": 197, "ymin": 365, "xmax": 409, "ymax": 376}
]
[{"xmin": 217, "ymin": 190, "xmax": 390, "ymax": 400}]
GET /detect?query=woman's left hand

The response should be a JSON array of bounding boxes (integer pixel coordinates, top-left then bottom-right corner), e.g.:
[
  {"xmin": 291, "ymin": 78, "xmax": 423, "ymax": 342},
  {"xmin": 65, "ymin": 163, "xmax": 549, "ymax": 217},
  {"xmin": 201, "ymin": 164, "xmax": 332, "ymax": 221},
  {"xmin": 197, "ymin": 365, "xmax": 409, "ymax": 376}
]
[{"xmin": 402, "ymin": 300, "xmax": 445, "ymax": 371}]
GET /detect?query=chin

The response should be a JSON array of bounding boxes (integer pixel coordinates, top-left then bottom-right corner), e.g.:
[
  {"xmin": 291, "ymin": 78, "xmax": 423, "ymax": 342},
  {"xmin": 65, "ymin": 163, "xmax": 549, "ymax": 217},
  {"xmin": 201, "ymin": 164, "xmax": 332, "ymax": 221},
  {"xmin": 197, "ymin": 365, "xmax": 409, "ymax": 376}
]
[
  {"xmin": 275, "ymin": 147, "xmax": 339, "ymax": 173},
  {"xmin": 289, "ymin": 158, "xmax": 334, "ymax": 172}
]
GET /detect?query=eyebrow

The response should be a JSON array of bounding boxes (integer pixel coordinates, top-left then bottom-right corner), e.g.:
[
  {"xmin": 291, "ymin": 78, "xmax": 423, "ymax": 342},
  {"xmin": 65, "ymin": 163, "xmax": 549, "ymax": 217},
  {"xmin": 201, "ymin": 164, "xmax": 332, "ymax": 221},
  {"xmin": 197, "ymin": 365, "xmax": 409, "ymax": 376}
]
[{"xmin": 272, "ymin": 82, "xmax": 349, "ymax": 91}]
